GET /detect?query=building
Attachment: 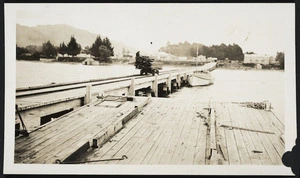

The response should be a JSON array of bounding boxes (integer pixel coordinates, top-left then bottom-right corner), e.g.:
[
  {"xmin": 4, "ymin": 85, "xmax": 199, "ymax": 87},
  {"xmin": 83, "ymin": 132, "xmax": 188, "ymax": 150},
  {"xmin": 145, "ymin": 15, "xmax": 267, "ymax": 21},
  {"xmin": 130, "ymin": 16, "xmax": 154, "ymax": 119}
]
[
  {"xmin": 82, "ymin": 57, "xmax": 99, "ymax": 65},
  {"xmin": 244, "ymin": 54, "xmax": 274, "ymax": 65}
]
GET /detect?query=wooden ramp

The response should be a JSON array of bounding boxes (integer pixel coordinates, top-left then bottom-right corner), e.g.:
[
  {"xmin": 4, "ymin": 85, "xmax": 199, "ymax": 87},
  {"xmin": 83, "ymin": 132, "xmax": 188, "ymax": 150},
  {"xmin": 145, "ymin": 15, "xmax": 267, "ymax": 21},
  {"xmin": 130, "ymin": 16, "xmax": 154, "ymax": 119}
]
[
  {"xmin": 76, "ymin": 98, "xmax": 284, "ymax": 165},
  {"xmin": 14, "ymin": 96, "xmax": 151, "ymax": 164}
]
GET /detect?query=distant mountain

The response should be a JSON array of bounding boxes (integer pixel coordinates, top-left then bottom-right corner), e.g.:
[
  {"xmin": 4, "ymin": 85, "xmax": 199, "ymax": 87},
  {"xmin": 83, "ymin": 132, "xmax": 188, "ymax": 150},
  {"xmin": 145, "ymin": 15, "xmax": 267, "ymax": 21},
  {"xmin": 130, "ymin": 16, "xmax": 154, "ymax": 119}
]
[{"xmin": 16, "ymin": 24, "xmax": 136, "ymax": 56}]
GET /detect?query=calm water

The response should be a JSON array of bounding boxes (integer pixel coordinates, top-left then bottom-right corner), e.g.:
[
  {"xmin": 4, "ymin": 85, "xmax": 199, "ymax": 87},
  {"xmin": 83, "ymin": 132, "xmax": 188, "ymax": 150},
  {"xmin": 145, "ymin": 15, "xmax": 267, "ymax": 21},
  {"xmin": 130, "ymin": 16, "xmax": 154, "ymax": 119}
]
[{"xmin": 16, "ymin": 61, "xmax": 284, "ymax": 121}]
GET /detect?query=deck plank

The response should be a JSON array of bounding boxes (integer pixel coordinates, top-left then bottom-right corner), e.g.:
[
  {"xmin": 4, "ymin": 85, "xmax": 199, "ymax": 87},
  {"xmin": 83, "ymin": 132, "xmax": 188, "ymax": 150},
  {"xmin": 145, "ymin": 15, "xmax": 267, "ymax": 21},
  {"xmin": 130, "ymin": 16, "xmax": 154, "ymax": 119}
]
[
  {"xmin": 244, "ymin": 106, "xmax": 274, "ymax": 165},
  {"xmin": 223, "ymin": 103, "xmax": 240, "ymax": 165},
  {"xmin": 234, "ymin": 104, "xmax": 262, "ymax": 165},
  {"xmin": 158, "ymin": 101, "xmax": 193, "ymax": 164},
  {"xmin": 147, "ymin": 100, "xmax": 187, "ymax": 164}
]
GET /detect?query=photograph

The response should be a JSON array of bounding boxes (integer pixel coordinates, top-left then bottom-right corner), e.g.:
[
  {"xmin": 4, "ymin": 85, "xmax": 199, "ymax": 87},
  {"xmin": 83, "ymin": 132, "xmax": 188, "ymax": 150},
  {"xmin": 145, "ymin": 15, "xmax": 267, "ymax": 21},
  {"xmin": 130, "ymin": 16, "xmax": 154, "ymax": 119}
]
[{"xmin": 4, "ymin": 3, "xmax": 297, "ymax": 175}]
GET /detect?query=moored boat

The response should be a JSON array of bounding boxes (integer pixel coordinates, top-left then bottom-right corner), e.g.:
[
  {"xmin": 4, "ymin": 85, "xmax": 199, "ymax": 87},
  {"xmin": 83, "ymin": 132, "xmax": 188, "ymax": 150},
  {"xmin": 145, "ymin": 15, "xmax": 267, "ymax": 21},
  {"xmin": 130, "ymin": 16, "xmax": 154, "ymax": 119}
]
[{"xmin": 188, "ymin": 70, "xmax": 214, "ymax": 86}]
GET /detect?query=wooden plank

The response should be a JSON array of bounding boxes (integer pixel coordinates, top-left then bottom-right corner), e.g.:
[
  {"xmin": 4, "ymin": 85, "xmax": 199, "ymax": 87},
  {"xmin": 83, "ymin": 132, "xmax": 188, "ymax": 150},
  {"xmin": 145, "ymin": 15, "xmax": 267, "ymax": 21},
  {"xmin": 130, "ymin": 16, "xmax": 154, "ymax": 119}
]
[
  {"xmin": 180, "ymin": 107, "xmax": 200, "ymax": 164},
  {"xmin": 233, "ymin": 104, "xmax": 262, "ymax": 165},
  {"xmin": 244, "ymin": 106, "xmax": 273, "ymax": 165},
  {"xmin": 141, "ymin": 100, "xmax": 180, "ymax": 164},
  {"xmin": 258, "ymin": 110, "xmax": 285, "ymax": 155},
  {"xmin": 17, "ymin": 98, "xmax": 144, "ymax": 163},
  {"xmin": 165, "ymin": 101, "xmax": 196, "ymax": 165},
  {"xmin": 146, "ymin": 100, "xmax": 186, "ymax": 164},
  {"xmin": 261, "ymin": 110, "xmax": 285, "ymax": 146},
  {"xmin": 251, "ymin": 109, "xmax": 283, "ymax": 164},
  {"xmin": 223, "ymin": 104, "xmax": 240, "ymax": 165},
  {"xmin": 159, "ymin": 101, "xmax": 193, "ymax": 164},
  {"xmin": 80, "ymin": 99, "xmax": 161, "ymax": 164},
  {"xmin": 214, "ymin": 102, "xmax": 229, "ymax": 165},
  {"xmin": 22, "ymin": 101, "xmax": 132, "ymax": 163},
  {"xmin": 228, "ymin": 103, "xmax": 251, "ymax": 165},
  {"xmin": 98, "ymin": 99, "xmax": 167, "ymax": 164},
  {"xmin": 15, "ymin": 102, "xmax": 108, "ymax": 162},
  {"xmin": 117, "ymin": 100, "xmax": 171, "ymax": 164},
  {"xmin": 47, "ymin": 98, "xmax": 149, "ymax": 164}
]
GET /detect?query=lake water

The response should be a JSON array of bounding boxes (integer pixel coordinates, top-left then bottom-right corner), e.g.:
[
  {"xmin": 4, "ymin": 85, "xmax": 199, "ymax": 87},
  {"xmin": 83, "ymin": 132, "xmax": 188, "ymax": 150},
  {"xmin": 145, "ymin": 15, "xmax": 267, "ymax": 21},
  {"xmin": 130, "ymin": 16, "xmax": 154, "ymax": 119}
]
[{"xmin": 16, "ymin": 60, "xmax": 284, "ymax": 122}]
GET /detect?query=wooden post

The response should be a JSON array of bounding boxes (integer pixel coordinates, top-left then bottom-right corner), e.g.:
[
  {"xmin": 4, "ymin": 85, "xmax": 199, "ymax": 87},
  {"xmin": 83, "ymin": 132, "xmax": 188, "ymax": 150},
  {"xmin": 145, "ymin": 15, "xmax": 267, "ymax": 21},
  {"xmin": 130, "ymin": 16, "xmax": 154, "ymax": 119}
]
[
  {"xmin": 152, "ymin": 75, "xmax": 158, "ymax": 97},
  {"xmin": 84, "ymin": 84, "xmax": 92, "ymax": 104},
  {"xmin": 177, "ymin": 74, "xmax": 181, "ymax": 88},
  {"xmin": 167, "ymin": 73, "xmax": 172, "ymax": 93},
  {"xmin": 183, "ymin": 73, "xmax": 187, "ymax": 80},
  {"xmin": 128, "ymin": 78, "xmax": 135, "ymax": 96}
]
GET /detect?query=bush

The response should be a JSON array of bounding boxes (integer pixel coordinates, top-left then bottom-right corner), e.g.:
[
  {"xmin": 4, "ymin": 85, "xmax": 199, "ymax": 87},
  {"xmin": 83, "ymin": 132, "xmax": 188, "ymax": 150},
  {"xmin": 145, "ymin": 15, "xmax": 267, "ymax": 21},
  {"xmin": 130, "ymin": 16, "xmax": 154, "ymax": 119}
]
[
  {"xmin": 94, "ymin": 57, "xmax": 113, "ymax": 63},
  {"xmin": 57, "ymin": 57, "xmax": 86, "ymax": 62},
  {"xmin": 242, "ymin": 63, "xmax": 255, "ymax": 68},
  {"xmin": 18, "ymin": 53, "xmax": 40, "ymax": 61}
]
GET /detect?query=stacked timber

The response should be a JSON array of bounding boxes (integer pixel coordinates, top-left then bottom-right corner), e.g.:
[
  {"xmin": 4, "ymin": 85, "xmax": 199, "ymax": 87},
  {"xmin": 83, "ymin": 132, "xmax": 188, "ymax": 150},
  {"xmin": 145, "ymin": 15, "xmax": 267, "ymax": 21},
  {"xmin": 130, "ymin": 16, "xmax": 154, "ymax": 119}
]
[{"xmin": 134, "ymin": 51, "xmax": 154, "ymax": 69}]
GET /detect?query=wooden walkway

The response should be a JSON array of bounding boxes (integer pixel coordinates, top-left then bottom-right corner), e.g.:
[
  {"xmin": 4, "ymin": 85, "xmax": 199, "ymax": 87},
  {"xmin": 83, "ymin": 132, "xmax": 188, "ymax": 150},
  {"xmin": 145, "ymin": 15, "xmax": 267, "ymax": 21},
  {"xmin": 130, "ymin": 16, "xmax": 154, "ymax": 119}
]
[
  {"xmin": 77, "ymin": 98, "xmax": 284, "ymax": 165},
  {"xmin": 14, "ymin": 96, "xmax": 150, "ymax": 164}
]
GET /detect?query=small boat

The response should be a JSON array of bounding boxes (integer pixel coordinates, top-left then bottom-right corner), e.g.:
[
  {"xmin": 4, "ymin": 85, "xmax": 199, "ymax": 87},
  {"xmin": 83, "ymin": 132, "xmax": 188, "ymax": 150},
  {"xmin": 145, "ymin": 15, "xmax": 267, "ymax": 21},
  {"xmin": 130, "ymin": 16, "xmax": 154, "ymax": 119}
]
[{"xmin": 188, "ymin": 70, "xmax": 214, "ymax": 86}]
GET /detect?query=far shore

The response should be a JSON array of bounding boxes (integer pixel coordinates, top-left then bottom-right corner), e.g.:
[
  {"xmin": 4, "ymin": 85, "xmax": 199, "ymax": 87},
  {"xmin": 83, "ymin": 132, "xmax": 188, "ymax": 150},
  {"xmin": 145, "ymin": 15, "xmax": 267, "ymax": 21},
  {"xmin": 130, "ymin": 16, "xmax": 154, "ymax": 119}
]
[{"xmin": 16, "ymin": 59, "xmax": 284, "ymax": 71}]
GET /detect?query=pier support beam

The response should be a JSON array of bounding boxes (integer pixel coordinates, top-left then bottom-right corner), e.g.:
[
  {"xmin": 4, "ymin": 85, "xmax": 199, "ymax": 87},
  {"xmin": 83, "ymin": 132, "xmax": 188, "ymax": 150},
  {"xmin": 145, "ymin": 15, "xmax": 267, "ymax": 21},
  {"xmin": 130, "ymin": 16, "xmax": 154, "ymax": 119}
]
[
  {"xmin": 84, "ymin": 85, "xmax": 92, "ymax": 105},
  {"xmin": 177, "ymin": 74, "xmax": 181, "ymax": 88},
  {"xmin": 167, "ymin": 73, "xmax": 172, "ymax": 93},
  {"xmin": 183, "ymin": 73, "xmax": 187, "ymax": 80},
  {"xmin": 152, "ymin": 75, "xmax": 158, "ymax": 97},
  {"xmin": 128, "ymin": 78, "xmax": 135, "ymax": 96}
]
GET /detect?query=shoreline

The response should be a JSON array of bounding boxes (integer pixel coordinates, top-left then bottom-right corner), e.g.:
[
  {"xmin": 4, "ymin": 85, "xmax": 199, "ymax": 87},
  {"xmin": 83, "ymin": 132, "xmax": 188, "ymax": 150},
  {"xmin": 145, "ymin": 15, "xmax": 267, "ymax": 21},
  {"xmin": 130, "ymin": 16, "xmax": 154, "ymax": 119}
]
[{"xmin": 17, "ymin": 59, "xmax": 284, "ymax": 71}]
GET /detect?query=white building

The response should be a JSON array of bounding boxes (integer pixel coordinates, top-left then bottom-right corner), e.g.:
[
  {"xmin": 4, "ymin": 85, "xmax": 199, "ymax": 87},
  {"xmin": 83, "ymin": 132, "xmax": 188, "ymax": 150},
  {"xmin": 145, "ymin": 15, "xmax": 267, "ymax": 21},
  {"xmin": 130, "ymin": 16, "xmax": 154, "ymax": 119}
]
[
  {"xmin": 244, "ymin": 54, "xmax": 274, "ymax": 65},
  {"xmin": 82, "ymin": 57, "xmax": 99, "ymax": 65}
]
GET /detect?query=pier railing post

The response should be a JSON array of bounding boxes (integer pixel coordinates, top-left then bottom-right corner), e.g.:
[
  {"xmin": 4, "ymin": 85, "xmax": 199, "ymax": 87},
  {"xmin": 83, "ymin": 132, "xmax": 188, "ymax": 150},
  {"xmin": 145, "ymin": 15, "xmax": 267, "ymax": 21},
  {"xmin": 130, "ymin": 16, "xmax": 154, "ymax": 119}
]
[
  {"xmin": 84, "ymin": 84, "xmax": 92, "ymax": 105},
  {"xmin": 177, "ymin": 74, "xmax": 181, "ymax": 88},
  {"xmin": 167, "ymin": 73, "xmax": 172, "ymax": 93},
  {"xmin": 152, "ymin": 75, "xmax": 158, "ymax": 97},
  {"xmin": 128, "ymin": 78, "xmax": 135, "ymax": 96}
]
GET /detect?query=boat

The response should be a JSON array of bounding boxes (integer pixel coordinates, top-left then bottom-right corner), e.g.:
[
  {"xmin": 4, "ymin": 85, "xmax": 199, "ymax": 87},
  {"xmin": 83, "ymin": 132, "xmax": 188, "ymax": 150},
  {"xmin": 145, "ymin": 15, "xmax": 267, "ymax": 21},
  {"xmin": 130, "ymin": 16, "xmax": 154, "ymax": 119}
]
[
  {"xmin": 188, "ymin": 70, "xmax": 214, "ymax": 86},
  {"xmin": 188, "ymin": 44, "xmax": 215, "ymax": 86}
]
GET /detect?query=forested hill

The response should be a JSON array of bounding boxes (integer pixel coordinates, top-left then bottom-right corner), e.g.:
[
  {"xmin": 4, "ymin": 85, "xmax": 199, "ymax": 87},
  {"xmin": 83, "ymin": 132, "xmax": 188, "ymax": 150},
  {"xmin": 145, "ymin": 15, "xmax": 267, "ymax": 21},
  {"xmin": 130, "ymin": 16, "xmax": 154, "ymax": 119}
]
[
  {"xmin": 159, "ymin": 41, "xmax": 245, "ymax": 61},
  {"xmin": 16, "ymin": 24, "xmax": 136, "ymax": 55}
]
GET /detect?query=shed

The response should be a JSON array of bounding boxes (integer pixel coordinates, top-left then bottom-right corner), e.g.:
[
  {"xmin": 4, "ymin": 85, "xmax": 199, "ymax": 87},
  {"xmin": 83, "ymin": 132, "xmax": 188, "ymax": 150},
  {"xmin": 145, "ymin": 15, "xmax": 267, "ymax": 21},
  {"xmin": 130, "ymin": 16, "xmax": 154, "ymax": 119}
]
[{"xmin": 82, "ymin": 58, "xmax": 99, "ymax": 65}]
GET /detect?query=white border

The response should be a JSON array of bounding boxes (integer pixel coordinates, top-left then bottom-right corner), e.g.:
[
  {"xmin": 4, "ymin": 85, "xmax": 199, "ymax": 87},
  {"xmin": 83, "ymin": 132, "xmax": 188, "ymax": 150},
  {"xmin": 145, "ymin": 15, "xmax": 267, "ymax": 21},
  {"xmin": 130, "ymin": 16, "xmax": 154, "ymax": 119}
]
[{"xmin": 4, "ymin": 3, "xmax": 296, "ymax": 175}]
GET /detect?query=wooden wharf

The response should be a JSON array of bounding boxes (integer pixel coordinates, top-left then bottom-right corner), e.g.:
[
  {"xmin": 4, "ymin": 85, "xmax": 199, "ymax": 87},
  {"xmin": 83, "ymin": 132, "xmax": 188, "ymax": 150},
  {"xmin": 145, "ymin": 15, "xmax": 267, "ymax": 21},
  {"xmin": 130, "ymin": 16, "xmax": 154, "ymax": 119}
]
[
  {"xmin": 15, "ymin": 91, "xmax": 285, "ymax": 165},
  {"xmin": 15, "ymin": 96, "xmax": 151, "ymax": 164},
  {"xmin": 14, "ymin": 62, "xmax": 285, "ymax": 165},
  {"xmin": 76, "ymin": 97, "xmax": 284, "ymax": 165},
  {"xmin": 15, "ymin": 63, "xmax": 216, "ymax": 131}
]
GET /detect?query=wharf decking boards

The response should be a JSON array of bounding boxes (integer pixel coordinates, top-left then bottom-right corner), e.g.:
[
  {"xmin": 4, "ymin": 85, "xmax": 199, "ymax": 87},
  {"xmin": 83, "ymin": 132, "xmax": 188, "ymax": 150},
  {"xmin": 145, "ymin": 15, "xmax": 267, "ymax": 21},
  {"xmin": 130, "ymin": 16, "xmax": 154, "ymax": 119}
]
[
  {"xmin": 15, "ymin": 94, "xmax": 284, "ymax": 165},
  {"xmin": 15, "ymin": 96, "xmax": 149, "ymax": 164},
  {"xmin": 76, "ymin": 99, "xmax": 284, "ymax": 165}
]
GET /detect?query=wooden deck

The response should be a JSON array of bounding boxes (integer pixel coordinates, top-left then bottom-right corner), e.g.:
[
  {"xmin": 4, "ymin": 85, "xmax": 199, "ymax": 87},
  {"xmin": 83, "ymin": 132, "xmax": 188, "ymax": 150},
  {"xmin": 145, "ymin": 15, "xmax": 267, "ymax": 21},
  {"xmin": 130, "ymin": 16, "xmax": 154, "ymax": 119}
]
[
  {"xmin": 15, "ymin": 87, "xmax": 284, "ymax": 165},
  {"xmin": 14, "ymin": 96, "xmax": 150, "ymax": 164},
  {"xmin": 76, "ymin": 97, "xmax": 284, "ymax": 165}
]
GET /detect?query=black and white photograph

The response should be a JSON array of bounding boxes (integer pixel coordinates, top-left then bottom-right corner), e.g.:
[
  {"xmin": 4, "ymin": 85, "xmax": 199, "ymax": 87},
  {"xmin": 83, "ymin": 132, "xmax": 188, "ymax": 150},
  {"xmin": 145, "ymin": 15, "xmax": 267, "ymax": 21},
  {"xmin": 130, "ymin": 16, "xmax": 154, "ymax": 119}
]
[{"xmin": 3, "ymin": 3, "xmax": 297, "ymax": 175}]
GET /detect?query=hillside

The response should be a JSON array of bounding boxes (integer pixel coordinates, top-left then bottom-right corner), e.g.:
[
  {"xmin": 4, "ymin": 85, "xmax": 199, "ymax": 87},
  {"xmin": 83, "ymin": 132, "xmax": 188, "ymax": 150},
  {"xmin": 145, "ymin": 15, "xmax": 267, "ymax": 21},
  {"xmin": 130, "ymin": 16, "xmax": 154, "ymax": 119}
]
[{"xmin": 16, "ymin": 24, "xmax": 136, "ymax": 56}]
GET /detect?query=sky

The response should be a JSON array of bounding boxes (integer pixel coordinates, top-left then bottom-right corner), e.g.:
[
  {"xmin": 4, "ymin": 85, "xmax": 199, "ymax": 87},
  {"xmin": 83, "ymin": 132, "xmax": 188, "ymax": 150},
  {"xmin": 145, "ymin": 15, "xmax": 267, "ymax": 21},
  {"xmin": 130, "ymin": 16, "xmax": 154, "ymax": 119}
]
[{"xmin": 14, "ymin": 3, "xmax": 294, "ymax": 56}]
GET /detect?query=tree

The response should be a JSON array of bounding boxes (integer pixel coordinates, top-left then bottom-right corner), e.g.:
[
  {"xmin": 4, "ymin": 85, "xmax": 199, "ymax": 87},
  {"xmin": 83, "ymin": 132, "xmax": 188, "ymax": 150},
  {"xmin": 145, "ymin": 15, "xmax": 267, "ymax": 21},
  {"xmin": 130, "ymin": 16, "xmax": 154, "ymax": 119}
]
[
  {"xmin": 98, "ymin": 45, "xmax": 112, "ymax": 62},
  {"xmin": 276, "ymin": 52, "xmax": 284, "ymax": 69},
  {"xmin": 82, "ymin": 46, "xmax": 91, "ymax": 55},
  {"xmin": 102, "ymin": 37, "xmax": 114, "ymax": 56},
  {"xmin": 16, "ymin": 45, "xmax": 28, "ymax": 58},
  {"xmin": 67, "ymin": 36, "xmax": 81, "ymax": 57},
  {"xmin": 90, "ymin": 36, "xmax": 103, "ymax": 58},
  {"xmin": 58, "ymin": 42, "xmax": 68, "ymax": 57},
  {"xmin": 42, "ymin": 41, "xmax": 57, "ymax": 58}
]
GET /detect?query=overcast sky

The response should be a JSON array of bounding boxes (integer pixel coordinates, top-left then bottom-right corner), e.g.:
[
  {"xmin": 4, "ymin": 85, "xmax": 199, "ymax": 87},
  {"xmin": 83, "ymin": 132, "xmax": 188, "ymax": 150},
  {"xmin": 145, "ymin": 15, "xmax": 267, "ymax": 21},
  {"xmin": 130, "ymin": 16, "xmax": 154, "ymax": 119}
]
[{"xmin": 15, "ymin": 3, "xmax": 294, "ymax": 56}]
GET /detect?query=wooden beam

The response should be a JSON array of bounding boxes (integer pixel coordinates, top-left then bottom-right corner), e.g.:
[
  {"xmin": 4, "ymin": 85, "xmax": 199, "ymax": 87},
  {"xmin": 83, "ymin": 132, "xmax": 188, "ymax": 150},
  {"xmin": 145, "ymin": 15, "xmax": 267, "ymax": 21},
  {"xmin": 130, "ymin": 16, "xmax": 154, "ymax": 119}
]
[
  {"xmin": 220, "ymin": 124, "xmax": 275, "ymax": 134},
  {"xmin": 128, "ymin": 78, "xmax": 135, "ymax": 96},
  {"xmin": 176, "ymin": 74, "xmax": 181, "ymax": 88},
  {"xmin": 84, "ymin": 85, "xmax": 92, "ymax": 105},
  {"xmin": 152, "ymin": 75, "xmax": 158, "ymax": 97},
  {"xmin": 167, "ymin": 73, "xmax": 172, "ymax": 93}
]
